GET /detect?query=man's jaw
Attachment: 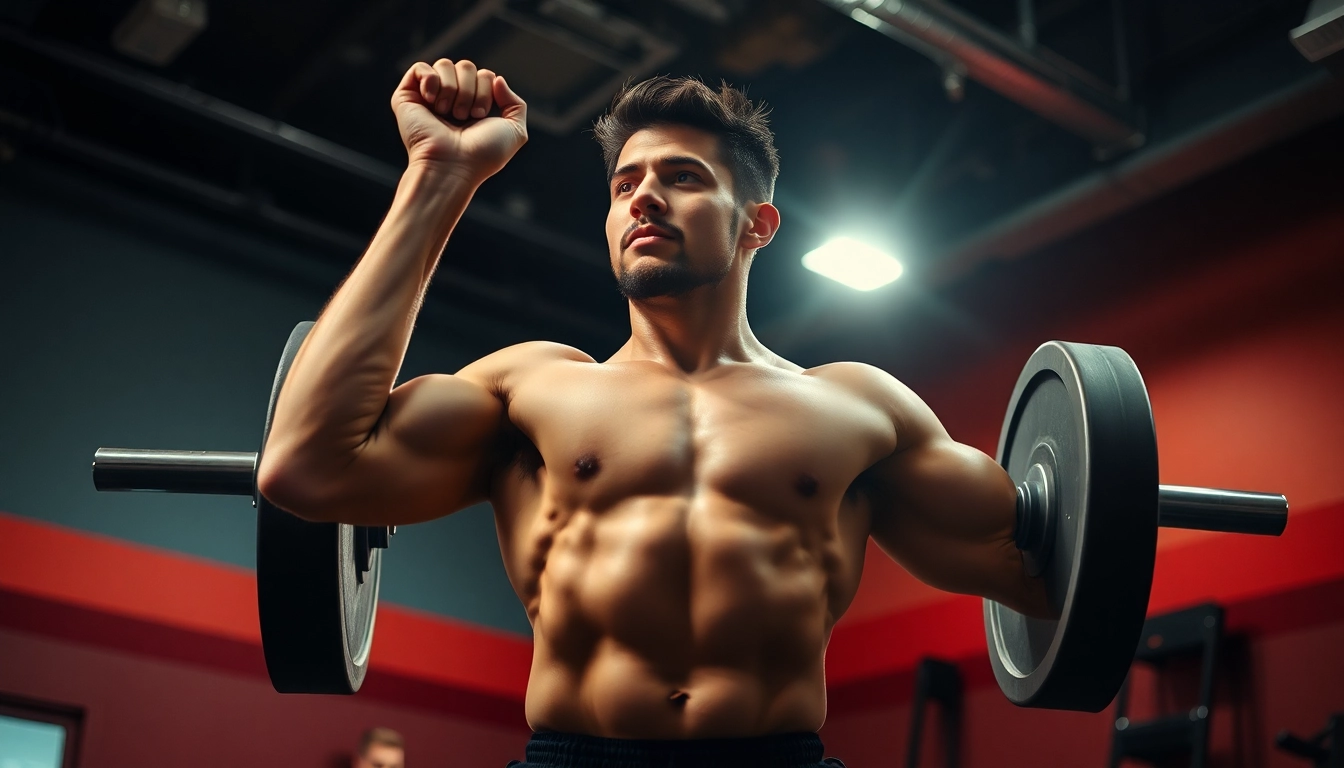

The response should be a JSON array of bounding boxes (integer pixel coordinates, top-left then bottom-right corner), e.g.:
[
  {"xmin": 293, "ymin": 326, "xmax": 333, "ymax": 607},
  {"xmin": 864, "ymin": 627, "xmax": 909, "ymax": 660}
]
[{"xmin": 618, "ymin": 266, "xmax": 693, "ymax": 300}]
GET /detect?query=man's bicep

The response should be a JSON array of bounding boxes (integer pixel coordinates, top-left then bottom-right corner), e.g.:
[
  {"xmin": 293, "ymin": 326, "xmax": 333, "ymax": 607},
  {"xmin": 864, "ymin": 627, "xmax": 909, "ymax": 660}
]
[
  {"xmin": 343, "ymin": 341, "xmax": 584, "ymax": 521},
  {"xmin": 845, "ymin": 366, "xmax": 1031, "ymax": 603},
  {"xmin": 335, "ymin": 372, "xmax": 504, "ymax": 524},
  {"xmin": 867, "ymin": 436, "xmax": 1019, "ymax": 596},
  {"xmin": 371, "ymin": 339, "xmax": 564, "ymax": 467},
  {"xmin": 376, "ymin": 372, "xmax": 504, "ymax": 463}
]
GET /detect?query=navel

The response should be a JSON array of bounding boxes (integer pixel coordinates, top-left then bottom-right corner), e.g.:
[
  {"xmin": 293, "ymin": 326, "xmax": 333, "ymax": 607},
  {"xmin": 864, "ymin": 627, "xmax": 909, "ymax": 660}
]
[
  {"xmin": 574, "ymin": 453, "xmax": 601, "ymax": 481},
  {"xmin": 795, "ymin": 473, "xmax": 819, "ymax": 498},
  {"xmin": 669, "ymin": 690, "xmax": 689, "ymax": 705}
]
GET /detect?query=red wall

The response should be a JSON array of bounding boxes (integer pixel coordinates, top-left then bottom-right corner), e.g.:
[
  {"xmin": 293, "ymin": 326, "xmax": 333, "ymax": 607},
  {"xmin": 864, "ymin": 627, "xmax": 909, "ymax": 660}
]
[
  {"xmin": 0, "ymin": 627, "xmax": 530, "ymax": 767},
  {"xmin": 819, "ymin": 133, "xmax": 1344, "ymax": 764}
]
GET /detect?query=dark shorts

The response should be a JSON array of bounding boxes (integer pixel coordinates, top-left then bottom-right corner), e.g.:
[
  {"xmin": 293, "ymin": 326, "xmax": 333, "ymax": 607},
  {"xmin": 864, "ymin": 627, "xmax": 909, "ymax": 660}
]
[{"xmin": 505, "ymin": 731, "xmax": 846, "ymax": 767}]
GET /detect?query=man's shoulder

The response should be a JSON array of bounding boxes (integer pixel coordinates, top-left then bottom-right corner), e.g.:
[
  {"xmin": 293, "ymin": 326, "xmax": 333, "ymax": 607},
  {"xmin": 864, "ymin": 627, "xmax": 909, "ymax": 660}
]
[
  {"xmin": 489, "ymin": 340, "xmax": 597, "ymax": 366},
  {"xmin": 804, "ymin": 360, "xmax": 902, "ymax": 395},
  {"xmin": 456, "ymin": 340, "xmax": 595, "ymax": 390},
  {"xmin": 802, "ymin": 360, "xmax": 927, "ymax": 423}
]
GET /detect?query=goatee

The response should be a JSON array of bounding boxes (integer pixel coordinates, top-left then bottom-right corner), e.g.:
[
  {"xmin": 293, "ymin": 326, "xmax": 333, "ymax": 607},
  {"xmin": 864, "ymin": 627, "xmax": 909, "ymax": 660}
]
[
  {"xmin": 614, "ymin": 211, "xmax": 739, "ymax": 300},
  {"xmin": 616, "ymin": 260, "xmax": 724, "ymax": 300}
]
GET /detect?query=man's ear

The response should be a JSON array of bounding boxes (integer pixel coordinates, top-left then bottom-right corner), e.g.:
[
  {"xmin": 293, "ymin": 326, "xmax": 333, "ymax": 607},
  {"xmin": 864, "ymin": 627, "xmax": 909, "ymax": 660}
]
[{"xmin": 741, "ymin": 201, "xmax": 780, "ymax": 252}]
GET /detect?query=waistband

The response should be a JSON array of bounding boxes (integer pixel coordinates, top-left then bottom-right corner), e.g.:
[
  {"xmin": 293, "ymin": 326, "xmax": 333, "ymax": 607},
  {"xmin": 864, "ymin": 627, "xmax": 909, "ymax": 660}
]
[{"xmin": 522, "ymin": 730, "xmax": 826, "ymax": 767}]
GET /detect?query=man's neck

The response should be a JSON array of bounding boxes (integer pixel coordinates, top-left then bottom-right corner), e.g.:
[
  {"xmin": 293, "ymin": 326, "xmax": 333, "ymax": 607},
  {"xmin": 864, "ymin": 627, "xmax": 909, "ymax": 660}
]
[{"xmin": 612, "ymin": 279, "xmax": 773, "ymax": 374}]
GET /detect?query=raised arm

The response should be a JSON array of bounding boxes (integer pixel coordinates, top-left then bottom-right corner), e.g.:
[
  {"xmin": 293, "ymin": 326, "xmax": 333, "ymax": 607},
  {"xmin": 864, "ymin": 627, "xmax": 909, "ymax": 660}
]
[
  {"xmin": 255, "ymin": 59, "xmax": 528, "ymax": 526},
  {"xmin": 857, "ymin": 370, "xmax": 1056, "ymax": 619}
]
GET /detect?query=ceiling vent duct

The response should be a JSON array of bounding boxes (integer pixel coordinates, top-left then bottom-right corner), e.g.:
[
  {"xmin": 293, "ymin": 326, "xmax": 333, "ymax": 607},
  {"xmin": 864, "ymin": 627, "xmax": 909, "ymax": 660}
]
[
  {"xmin": 111, "ymin": 0, "xmax": 208, "ymax": 66},
  {"xmin": 404, "ymin": 0, "xmax": 678, "ymax": 135},
  {"xmin": 1292, "ymin": 0, "xmax": 1344, "ymax": 75},
  {"xmin": 819, "ymin": 0, "xmax": 1142, "ymax": 153}
]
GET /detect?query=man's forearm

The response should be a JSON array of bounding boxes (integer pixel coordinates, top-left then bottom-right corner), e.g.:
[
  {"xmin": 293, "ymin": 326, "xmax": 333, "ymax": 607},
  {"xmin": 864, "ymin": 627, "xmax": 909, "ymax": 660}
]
[
  {"xmin": 261, "ymin": 163, "xmax": 478, "ymax": 481},
  {"xmin": 317, "ymin": 162, "xmax": 475, "ymax": 352},
  {"xmin": 993, "ymin": 550, "xmax": 1058, "ymax": 620}
]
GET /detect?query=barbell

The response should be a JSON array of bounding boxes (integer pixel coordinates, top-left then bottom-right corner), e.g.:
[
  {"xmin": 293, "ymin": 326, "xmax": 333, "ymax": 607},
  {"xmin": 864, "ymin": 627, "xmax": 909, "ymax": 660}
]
[
  {"xmin": 986, "ymin": 341, "xmax": 1287, "ymax": 711},
  {"xmin": 91, "ymin": 324, "xmax": 1289, "ymax": 711},
  {"xmin": 93, "ymin": 321, "xmax": 388, "ymax": 695}
]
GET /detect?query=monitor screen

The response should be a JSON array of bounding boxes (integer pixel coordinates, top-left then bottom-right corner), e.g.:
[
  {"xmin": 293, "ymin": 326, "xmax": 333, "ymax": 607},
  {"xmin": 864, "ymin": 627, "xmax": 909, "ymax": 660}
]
[{"xmin": 0, "ymin": 713, "xmax": 67, "ymax": 768}]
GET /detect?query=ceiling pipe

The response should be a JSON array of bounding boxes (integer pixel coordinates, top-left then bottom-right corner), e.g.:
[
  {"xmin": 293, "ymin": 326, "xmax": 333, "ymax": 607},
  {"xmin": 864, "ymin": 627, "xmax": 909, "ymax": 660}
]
[
  {"xmin": 925, "ymin": 71, "xmax": 1344, "ymax": 286},
  {"xmin": 819, "ymin": 0, "xmax": 1143, "ymax": 151},
  {"xmin": 0, "ymin": 25, "xmax": 611, "ymax": 273}
]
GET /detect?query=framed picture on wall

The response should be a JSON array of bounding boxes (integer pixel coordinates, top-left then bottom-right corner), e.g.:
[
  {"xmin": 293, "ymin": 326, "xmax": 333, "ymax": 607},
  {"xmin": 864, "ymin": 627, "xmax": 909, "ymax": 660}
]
[{"xmin": 0, "ymin": 693, "xmax": 84, "ymax": 768}]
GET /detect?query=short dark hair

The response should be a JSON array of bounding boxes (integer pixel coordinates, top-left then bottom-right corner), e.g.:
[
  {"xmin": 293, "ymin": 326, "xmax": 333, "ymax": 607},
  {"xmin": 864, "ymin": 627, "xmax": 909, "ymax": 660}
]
[
  {"xmin": 359, "ymin": 727, "xmax": 405, "ymax": 755},
  {"xmin": 593, "ymin": 76, "xmax": 779, "ymax": 204}
]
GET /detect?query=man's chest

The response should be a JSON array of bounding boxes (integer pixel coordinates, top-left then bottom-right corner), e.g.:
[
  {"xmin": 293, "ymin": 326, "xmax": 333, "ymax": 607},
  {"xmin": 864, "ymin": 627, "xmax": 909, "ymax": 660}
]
[{"xmin": 504, "ymin": 363, "xmax": 896, "ymax": 510}]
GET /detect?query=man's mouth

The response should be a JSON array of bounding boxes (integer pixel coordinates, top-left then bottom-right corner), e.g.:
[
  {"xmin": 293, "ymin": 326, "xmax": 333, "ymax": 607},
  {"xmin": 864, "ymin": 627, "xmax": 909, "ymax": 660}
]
[{"xmin": 624, "ymin": 222, "xmax": 677, "ymax": 250}]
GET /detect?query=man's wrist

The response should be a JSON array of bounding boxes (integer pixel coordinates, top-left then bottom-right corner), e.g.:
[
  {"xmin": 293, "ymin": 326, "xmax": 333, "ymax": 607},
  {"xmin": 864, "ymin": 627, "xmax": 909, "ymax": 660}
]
[
  {"xmin": 392, "ymin": 160, "xmax": 482, "ymax": 232},
  {"xmin": 404, "ymin": 157, "xmax": 488, "ymax": 191}
]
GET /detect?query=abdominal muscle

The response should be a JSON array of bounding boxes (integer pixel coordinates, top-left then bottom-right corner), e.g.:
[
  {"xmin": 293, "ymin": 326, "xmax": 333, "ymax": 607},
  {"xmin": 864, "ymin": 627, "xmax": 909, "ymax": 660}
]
[{"xmin": 515, "ymin": 492, "xmax": 849, "ymax": 739}]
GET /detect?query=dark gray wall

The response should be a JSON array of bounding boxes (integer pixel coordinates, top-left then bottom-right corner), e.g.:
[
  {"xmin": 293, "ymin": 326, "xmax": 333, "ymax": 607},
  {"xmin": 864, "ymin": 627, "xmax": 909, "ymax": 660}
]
[{"xmin": 0, "ymin": 156, "xmax": 531, "ymax": 636}]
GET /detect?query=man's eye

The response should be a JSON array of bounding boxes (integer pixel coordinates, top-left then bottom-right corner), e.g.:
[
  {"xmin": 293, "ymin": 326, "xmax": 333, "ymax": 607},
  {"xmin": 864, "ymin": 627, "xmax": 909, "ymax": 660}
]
[
  {"xmin": 676, "ymin": 172, "xmax": 696, "ymax": 183},
  {"xmin": 616, "ymin": 181, "xmax": 632, "ymax": 194}
]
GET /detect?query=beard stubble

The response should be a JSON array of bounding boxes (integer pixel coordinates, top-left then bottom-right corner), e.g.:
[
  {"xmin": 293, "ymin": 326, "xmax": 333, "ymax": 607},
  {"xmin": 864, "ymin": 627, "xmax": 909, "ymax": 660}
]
[{"xmin": 614, "ymin": 210, "xmax": 740, "ymax": 300}]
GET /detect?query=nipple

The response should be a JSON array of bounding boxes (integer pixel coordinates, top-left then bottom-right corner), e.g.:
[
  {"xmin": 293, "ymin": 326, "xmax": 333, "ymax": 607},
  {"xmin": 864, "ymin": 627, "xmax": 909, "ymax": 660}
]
[
  {"xmin": 574, "ymin": 453, "xmax": 601, "ymax": 481},
  {"xmin": 796, "ymin": 473, "xmax": 819, "ymax": 498}
]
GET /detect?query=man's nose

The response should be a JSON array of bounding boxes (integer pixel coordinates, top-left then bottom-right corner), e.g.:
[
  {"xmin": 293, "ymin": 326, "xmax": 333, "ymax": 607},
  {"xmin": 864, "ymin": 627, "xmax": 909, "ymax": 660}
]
[{"xmin": 630, "ymin": 182, "xmax": 666, "ymax": 218}]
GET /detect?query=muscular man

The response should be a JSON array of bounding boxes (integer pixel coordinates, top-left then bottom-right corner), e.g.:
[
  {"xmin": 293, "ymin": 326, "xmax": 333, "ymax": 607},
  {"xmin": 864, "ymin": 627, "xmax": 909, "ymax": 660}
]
[{"xmin": 257, "ymin": 60, "xmax": 1053, "ymax": 767}]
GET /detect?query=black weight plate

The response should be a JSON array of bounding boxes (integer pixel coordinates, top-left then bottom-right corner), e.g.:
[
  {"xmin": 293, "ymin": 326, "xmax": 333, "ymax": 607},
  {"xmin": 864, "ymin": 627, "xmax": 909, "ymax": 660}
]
[
  {"xmin": 983, "ymin": 342, "xmax": 1159, "ymax": 711},
  {"xmin": 255, "ymin": 321, "xmax": 382, "ymax": 694}
]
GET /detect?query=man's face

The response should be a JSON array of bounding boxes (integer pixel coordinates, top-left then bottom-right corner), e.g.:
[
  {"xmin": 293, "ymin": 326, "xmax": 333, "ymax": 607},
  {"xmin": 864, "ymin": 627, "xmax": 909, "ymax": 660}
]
[
  {"xmin": 605, "ymin": 124, "xmax": 746, "ymax": 300},
  {"xmin": 355, "ymin": 743, "xmax": 404, "ymax": 768}
]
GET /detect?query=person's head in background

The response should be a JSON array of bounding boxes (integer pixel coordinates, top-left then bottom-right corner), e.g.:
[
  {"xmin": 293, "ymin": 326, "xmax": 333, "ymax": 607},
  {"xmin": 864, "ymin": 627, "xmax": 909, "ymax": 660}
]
[{"xmin": 354, "ymin": 727, "xmax": 405, "ymax": 768}]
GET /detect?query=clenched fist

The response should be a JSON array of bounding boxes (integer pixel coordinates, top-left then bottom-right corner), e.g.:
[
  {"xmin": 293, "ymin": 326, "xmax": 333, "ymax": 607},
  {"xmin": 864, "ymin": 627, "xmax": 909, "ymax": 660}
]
[{"xmin": 391, "ymin": 58, "xmax": 527, "ymax": 185}]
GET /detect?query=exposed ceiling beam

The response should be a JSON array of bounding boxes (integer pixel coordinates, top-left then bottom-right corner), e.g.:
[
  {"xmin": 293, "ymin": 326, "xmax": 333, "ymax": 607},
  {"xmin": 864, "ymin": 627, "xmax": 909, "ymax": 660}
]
[
  {"xmin": 926, "ymin": 71, "xmax": 1344, "ymax": 286},
  {"xmin": 818, "ymin": 0, "xmax": 1142, "ymax": 151},
  {"xmin": 0, "ymin": 25, "xmax": 611, "ymax": 274}
]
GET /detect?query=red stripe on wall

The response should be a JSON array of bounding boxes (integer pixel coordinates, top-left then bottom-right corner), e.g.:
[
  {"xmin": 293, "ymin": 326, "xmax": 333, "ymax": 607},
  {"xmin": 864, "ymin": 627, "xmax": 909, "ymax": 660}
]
[
  {"xmin": 5, "ymin": 500, "xmax": 1342, "ymax": 717},
  {"xmin": 1, "ymin": 511, "xmax": 259, "ymax": 643},
  {"xmin": 0, "ymin": 511, "xmax": 532, "ymax": 707},
  {"xmin": 0, "ymin": 589, "xmax": 528, "ymax": 727}
]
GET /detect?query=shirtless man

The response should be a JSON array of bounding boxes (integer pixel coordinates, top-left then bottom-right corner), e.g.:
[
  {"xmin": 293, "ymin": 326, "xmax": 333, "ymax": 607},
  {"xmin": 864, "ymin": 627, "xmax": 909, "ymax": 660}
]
[{"xmin": 257, "ymin": 60, "xmax": 1053, "ymax": 767}]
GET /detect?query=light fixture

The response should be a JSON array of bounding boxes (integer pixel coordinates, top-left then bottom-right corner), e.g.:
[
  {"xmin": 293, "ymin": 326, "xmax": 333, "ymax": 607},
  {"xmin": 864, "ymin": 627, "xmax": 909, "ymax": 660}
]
[
  {"xmin": 801, "ymin": 236, "xmax": 904, "ymax": 291},
  {"xmin": 111, "ymin": 0, "xmax": 208, "ymax": 66},
  {"xmin": 401, "ymin": 0, "xmax": 677, "ymax": 135}
]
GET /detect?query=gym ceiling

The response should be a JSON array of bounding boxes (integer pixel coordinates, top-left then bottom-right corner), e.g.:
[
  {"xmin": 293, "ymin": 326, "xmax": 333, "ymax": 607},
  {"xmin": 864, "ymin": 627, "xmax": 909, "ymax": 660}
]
[{"xmin": 1, "ymin": 0, "xmax": 1339, "ymax": 370}]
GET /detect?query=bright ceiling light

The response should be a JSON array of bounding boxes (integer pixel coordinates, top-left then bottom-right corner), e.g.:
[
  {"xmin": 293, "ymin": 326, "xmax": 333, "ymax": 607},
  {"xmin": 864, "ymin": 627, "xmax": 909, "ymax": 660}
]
[{"xmin": 801, "ymin": 236, "xmax": 904, "ymax": 291}]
